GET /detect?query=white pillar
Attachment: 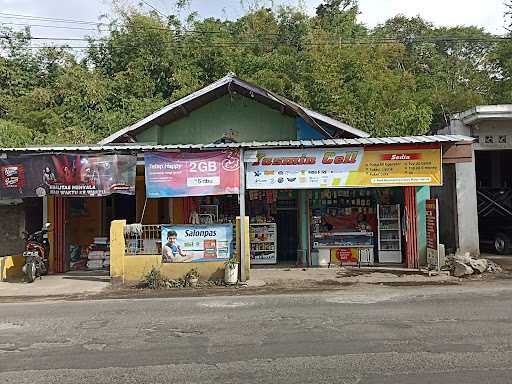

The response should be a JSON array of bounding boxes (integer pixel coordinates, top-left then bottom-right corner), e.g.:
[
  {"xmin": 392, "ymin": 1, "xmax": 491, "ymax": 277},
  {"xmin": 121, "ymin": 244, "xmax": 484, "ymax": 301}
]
[
  {"xmin": 239, "ymin": 148, "xmax": 247, "ymax": 282},
  {"xmin": 451, "ymin": 117, "xmax": 480, "ymax": 255}
]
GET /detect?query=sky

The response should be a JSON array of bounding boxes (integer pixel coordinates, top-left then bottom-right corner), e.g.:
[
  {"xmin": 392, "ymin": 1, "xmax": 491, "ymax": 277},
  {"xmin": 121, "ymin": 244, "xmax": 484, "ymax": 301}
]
[{"xmin": 0, "ymin": 0, "xmax": 508, "ymax": 45}]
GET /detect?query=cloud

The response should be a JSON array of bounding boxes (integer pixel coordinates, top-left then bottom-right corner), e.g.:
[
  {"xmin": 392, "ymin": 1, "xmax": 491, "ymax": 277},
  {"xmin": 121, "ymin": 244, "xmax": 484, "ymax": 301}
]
[
  {"xmin": 0, "ymin": 0, "xmax": 505, "ymax": 43},
  {"xmin": 355, "ymin": 0, "xmax": 506, "ymax": 33}
]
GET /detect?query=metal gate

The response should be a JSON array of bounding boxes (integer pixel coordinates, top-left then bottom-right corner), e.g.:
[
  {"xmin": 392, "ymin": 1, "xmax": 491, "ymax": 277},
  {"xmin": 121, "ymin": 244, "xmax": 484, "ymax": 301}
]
[{"xmin": 53, "ymin": 197, "xmax": 70, "ymax": 273}]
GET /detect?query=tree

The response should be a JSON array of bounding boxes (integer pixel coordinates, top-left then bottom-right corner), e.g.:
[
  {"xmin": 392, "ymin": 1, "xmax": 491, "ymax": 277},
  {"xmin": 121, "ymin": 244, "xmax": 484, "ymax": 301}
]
[{"xmin": 0, "ymin": 2, "xmax": 507, "ymax": 145}]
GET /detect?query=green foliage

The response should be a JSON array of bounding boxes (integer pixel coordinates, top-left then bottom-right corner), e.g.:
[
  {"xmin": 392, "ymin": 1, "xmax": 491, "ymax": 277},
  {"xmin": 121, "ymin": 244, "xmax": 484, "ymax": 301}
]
[
  {"xmin": 140, "ymin": 267, "xmax": 164, "ymax": 289},
  {"xmin": 0, "ymin": 2, "xmax": 508, "ymax": 146},
  {"xmin": 0, "ymin": 120, "xmax": 34, "ymax": 147},
  {"xmin": 184, "ymin": 268, "xmax": 200, "ymax": 280}
]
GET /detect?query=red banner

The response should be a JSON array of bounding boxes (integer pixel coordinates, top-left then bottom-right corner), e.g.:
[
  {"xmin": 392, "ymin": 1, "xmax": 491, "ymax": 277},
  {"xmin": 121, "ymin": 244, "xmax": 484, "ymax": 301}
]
[{"xmin": 144, "ymin": 151, "xmax": 240, "ymax": 198}]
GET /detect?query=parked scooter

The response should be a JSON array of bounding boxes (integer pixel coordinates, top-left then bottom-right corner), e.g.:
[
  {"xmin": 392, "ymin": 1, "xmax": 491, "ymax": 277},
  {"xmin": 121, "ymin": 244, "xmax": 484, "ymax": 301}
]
[{"xmin": 22, "ymin": 223, "xmax": 51, "ymax": 283}]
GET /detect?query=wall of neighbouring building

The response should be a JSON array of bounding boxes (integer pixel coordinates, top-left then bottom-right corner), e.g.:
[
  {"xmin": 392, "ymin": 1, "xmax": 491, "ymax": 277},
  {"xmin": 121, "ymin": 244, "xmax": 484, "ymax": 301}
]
[
  {"xmin": 0, "ymin": 202, "xmax": 27, "ymax": 280},
  {"xmin": 135, "ymin": 94, "xmax": 299, "ymax": 145},
  {"xmin": 0, "ymin": 203, "xmax": 26, "ymax": 257},
  {"xmin": 431, "ymin": 164, "xmax": 458, "ymax": 254}
]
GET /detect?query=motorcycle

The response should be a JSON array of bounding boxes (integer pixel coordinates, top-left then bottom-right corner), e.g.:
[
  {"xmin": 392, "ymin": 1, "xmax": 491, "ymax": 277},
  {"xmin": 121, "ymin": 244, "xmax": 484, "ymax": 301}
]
[{"xmin": 22, "ymin": 223, "xmax": 51, "ymax": 283}]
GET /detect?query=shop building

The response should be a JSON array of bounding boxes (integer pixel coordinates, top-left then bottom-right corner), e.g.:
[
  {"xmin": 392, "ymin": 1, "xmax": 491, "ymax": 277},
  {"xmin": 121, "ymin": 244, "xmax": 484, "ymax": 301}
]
[
  {"xmin": 439, "ymin": 104, "xmax": 512, "ymax": 255},
  {"xmin": 0, "ymin": 75, "xmax": 474, "ymax": 282}
]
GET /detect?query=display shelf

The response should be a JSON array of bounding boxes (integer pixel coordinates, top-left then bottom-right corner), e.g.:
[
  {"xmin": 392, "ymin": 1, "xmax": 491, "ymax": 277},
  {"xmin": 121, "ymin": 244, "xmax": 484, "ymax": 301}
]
[
  {"xmin": 377, "ymin": 204, "xmax": 402, "ymax": 263},
  {"xmin": 250, "ymin": 222, "xmax": 277, "ymax": 264}
]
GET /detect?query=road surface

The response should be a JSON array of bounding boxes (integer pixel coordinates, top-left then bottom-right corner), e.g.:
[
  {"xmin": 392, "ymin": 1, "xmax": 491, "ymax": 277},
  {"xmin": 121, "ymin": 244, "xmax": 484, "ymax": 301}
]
[{"xmin": 1, "ymin": 283, "xmax": 512, "ymax": 383}]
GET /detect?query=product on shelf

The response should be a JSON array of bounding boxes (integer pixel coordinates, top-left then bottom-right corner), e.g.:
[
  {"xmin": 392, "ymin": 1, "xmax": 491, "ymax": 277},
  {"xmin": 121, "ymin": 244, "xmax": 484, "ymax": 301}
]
[{"xmin": 87, "ymin": 237, "xmax": 110, "ymax": 270}]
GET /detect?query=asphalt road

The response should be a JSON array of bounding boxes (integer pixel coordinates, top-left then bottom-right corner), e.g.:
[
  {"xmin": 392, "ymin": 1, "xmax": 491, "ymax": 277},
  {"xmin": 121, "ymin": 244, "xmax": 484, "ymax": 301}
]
[{"xmin": 1, "ymin": 283, "xmax": 512, "ymax": 384}]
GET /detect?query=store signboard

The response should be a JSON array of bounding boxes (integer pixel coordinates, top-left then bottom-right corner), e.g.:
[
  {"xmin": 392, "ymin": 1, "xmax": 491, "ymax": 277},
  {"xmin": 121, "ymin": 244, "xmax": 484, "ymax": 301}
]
[
  {"xmin": 246, "ymin": 145, "xmax": 442, "ymax": 189},
  {"xmin": 426, "ymin": 198, "xmax": 440, "ymax": 270},
  {"xmin": 0, "ymin": 154, "xmax": 136, "ymax": 198},
  {"xmin": 144, "ymin": 151, "xmax": 240, "ymax": 198},
  {"xmin": 161, "ymin": 224, "xmax": 233, "ymax": 262}
]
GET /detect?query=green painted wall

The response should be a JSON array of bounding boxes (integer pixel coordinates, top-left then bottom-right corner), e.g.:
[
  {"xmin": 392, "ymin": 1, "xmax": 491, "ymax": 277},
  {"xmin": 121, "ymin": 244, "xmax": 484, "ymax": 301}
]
[
  {"xmin": 136, "ymin": 94, "xmax": 298, "ymax": 145},
  {"xmin": 416, "ymin": 186, "xmax": 431, "ymax": 266}
]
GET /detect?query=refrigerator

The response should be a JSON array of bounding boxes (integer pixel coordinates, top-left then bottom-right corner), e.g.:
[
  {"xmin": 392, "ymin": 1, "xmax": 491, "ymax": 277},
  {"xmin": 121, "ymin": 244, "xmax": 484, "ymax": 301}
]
[{"xmin": 377, "ymin": 204, "xmax": 402, "ymax": 263}]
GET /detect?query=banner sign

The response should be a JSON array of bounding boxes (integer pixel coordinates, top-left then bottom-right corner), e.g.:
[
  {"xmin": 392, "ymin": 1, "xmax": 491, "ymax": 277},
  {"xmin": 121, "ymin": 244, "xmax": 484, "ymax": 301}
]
[
  {"xmin": 426, "ymin": 198, "xmax": 440, "ymax": 270},
  {"xmin": 246, "ymin": 145, "xmax": 442, "ymax": 189},
  {"xmin": 0, "ymin": 154, "xmax": 136, "ymax": 198},
  {"xmin": 161, "ymin": 224, "xmax": 233, "ymax": 262},
  {"xmin": 144, "ymin": 151, "xmax": 240, "ymax": 198}
]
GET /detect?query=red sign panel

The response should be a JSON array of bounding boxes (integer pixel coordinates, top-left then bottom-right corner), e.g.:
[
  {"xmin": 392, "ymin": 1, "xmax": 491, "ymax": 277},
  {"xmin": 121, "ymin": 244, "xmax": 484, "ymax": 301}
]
[
  {"xmin": 1, "ymin": 164, "xmax": 25, "ymax": 189},
  {"xmin": 426, "ymin": 198, "xmax": 440, "ymax": 269}
]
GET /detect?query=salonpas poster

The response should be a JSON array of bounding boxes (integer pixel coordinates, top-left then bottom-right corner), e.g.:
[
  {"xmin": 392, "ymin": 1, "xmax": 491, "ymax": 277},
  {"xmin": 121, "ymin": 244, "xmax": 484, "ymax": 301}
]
[
  {"xmin": 161, "ymin": 224, "xmax": 233, "ymax": 262},
  {"xmin": 246, "ymin": 145, "xmax": 442, "ymax": 189}
]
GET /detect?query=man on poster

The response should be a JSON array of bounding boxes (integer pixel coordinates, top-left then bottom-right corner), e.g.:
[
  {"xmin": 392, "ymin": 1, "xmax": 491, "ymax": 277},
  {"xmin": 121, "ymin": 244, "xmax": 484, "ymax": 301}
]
[{"xmin": 162, "ymin": 230, "xmax": 194, "ymax": 263}]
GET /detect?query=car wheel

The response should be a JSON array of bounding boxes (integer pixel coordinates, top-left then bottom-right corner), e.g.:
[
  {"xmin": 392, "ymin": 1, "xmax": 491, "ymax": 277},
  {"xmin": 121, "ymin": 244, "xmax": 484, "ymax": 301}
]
[{"xmin": 494, "ymin": 233, "xmax": 510, "ymax": 255}]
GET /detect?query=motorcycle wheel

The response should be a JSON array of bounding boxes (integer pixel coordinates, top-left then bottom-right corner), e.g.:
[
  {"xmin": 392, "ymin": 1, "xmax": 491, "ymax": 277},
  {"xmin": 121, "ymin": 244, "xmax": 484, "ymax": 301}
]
[
  {"xmin": 41, "ymin": 259, "xmax": 49, "ymax": 276},
  {"xmin": 25, "ymin": 261, "xmax": 36, "ymax": 283}
]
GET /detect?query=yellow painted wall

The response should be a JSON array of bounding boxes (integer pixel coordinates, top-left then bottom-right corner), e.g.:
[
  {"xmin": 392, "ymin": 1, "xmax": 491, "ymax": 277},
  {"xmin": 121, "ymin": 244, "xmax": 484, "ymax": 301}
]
[
  {"xmin": 236, "ymin": 216, "xmax": 250, "ymax": 281},
  {"xmin": 0, "ymin": 255, "xmax": 24, "ymax": 281},
  {"xmin": 110, "ymin": 218, "xmax": 226, "ymax": 283},
  {"xmin": 123, "ymin": 256, "xmax": 225, "ymax": 282},
  {"xmin": 110, "ymin": 219, "xmax": 126, "ymax": 279}
]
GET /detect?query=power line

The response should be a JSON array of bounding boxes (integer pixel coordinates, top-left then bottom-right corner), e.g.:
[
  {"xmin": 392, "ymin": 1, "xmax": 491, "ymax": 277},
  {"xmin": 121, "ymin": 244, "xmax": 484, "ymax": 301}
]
[
  {"xmin": 2, "ymin": 34, "xmax": 509, "ymax": 44},
  {"xmin": 140, "ymin": 0, "xmax": 167, "ymax": 18},
  {"xmin": 0, "ymin": 22, "xmax": 103, "ymax": 32},
  {"xmin": 0, "ymin": 12, "xmax": 102, "ymax": 26},
  {"xmin": 18, "ymin": 36, "xmax": 512, "ymax": 52}
]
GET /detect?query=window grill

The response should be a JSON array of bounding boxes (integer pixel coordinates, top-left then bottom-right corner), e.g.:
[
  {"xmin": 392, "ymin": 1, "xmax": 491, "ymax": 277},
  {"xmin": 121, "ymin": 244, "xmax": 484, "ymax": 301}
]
[{"xmin": 124, "ymin": 224, "xmax": 162, "ymax": 255}]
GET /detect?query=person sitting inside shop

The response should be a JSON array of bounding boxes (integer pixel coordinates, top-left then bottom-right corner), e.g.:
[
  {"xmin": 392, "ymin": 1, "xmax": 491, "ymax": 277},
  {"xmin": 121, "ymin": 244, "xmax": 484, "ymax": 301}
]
[
  {"xmin": 162, "ymin": 230, "xmax": 194, "ymax": 263},
  {"xmin": 321, "ymin": 217, "xmax": 334, "ymax": 232},
  {"xmin": 356, "ymin": 213, "xmax": 372, "ymax": 232}
]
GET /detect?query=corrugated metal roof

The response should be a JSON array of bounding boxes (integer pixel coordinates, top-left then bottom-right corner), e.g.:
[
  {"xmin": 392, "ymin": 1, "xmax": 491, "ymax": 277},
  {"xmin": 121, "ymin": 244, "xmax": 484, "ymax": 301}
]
[
  {"xmin": 99, "ymin": 74, "xmax": 370, "ymax": 144},
  {"xmin": 0, "ymin": 135, "xmax": 473, "ymax": 154}
]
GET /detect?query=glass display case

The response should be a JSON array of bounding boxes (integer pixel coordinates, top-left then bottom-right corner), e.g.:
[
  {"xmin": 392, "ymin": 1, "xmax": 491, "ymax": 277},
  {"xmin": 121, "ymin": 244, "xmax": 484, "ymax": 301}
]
[
  {"xmin": 250, "ymin": 223, "xmax": 277, "ymax": 264},
  {"xmin": 312, "ymin": 232, "xmax": 374, "ymax": 248}
]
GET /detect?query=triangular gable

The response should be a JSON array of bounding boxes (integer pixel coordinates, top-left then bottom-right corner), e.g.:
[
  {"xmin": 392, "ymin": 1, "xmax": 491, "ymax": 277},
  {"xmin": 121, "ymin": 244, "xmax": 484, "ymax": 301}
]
[{"xmin": 99, "ymin": 74, "xmax": 369, "ymax": 144}]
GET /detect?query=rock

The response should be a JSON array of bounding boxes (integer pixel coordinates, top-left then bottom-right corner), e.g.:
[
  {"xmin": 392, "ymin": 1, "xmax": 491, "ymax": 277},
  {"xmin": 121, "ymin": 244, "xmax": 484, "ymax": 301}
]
[
  {"xmin": 453, "ymin": 254, "xmax": 472, "ymax": 265},
  {"xmin": 453, "ymin": 261, "xmax": 474, "ymax": 277},
  {"xmin": 469, "ymin": 258, "xmax": 489, "ymax": 274},
  {"xmin": 487, "ymin": 260, "xmax": 503, "ymax": 273}
]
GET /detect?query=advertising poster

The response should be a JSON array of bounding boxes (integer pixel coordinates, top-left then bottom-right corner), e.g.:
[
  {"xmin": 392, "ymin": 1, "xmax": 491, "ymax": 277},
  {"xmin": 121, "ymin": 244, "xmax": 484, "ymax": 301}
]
[
  {"xmin": 144, "ymin": 150, "xmax": 240, "ymax": 198},
  {"xmin": 0, "ymin": 154, "xmax": 136, "ymax": 198},
  {"xmin": 426, "ymin": 198, "xmax": 440, "ymax": 270},
  {"xmin": 161, "ymin": 224, "xmax": 233, "ymax": 263},
  {"xmin": 246, "ymin": 145, "xmax": 442, "ymax": 189}
]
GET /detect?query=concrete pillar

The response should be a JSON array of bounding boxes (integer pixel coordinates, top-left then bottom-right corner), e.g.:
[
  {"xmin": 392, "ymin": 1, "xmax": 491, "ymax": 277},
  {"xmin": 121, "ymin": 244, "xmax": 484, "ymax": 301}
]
[
  {"xmin": 298, "ymin": 190, "xmax": 309, "ymax": 266},
  {"xmin": 450, "ymin": 117, "xmax": 480, "ymax": 256},
  {"xmin": 110, "ymin": 219, "xmax": 126, "ymax": 280}
]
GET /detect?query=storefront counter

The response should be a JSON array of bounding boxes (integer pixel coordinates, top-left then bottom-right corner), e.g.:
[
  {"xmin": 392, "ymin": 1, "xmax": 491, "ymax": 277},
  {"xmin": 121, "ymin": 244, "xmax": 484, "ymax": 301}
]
[{"xmin": 312, "ymin": 232, "xmax": 374, "ymax": 266}]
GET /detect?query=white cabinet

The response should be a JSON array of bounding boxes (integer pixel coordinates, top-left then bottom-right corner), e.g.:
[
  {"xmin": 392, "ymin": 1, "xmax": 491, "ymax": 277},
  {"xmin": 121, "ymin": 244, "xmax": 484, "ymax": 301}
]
[
  {"xmin": 377, "ymin": 204, "xmax": 402, "ymax": 263},
  {"xmin": 250, "ymin": 223, "xmax": 277, "ymax": 264}
]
